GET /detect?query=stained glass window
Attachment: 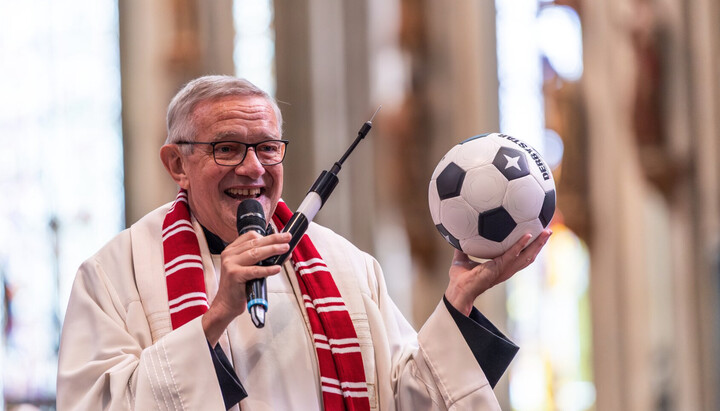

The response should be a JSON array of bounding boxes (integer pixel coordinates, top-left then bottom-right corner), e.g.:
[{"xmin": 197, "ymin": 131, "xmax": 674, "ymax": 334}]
[
  {"xmin": 495, "ymin": 0, "xmax": 595, "ymax": 409},
  {"xmin": 233, "ymin": 0, "xmax": 276, "ymax": 96},
  {"xmin": 0, "ymin": 0, "xmax": 123, "ymax": 407}
]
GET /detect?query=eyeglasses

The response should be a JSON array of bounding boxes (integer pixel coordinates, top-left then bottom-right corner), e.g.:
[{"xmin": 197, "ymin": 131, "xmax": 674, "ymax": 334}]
[{"xmin": 176, "ymin": 139, "xmax": 289, "ymax": 166}]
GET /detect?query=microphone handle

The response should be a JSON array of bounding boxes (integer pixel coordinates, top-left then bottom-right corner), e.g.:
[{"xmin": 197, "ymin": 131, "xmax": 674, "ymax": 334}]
[
  {"xmin": 239, "ymin": 227, "xmax": 270, "ymax": 329},
  {"xmin": 246, "ymin": 262, "xmax": 270, "ymax": 328}
]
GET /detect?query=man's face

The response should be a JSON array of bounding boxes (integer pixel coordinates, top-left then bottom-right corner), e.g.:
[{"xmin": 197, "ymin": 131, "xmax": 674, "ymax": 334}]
[{"xmin": 181, "ymin": 95, "xmax": 283, "ymax": 243}]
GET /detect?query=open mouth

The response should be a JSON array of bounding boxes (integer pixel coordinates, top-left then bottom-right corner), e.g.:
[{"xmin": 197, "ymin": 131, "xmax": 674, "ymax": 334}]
[{"xmin": 225, "ymin": 187, "xmax": 263, "ymax": 200}]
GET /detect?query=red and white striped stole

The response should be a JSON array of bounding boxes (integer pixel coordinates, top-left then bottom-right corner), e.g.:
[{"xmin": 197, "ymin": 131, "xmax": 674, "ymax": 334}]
[
  {"xmin": 162, "ymin": 191, "xmax": 370, "ymax": 410},
  {"xmin": 273, "ymin": 201, "xmax": 370, "ymax": 411},
  {"xmin": 162, "ymin": 189, "xmax": 209, "ymax": 329}
]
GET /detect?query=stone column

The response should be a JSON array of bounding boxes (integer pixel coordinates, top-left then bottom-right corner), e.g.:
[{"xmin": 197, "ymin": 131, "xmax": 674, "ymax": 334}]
[
  {"xmin": 582, "ymin": 0, "xmax": 720, "ymax": 408},
  {"xmin": 119, "ymin": 0, "xmax": 234, "ymax": 225},
  {"xmin": 274, "ymin": 0, "xmax": 375, "ymax": 252}
]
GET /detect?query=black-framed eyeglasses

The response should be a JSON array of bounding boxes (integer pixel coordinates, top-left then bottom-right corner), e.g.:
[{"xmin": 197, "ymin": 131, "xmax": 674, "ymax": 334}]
[{"xmin": 176, "ymin": 139, "xmax": 289, "ymax": 166}]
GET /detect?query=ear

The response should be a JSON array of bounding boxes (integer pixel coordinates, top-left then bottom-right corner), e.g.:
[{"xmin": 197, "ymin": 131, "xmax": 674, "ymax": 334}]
[{"xmin": 160, "ymin": 144, "xmax": 190, "ymax": 189}]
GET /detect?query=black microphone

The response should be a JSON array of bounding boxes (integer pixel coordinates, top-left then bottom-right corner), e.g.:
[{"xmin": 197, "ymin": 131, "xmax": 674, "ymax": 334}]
[{"xmin": 236, "ymin": 199, "xmax": 269, "ymax": 328}]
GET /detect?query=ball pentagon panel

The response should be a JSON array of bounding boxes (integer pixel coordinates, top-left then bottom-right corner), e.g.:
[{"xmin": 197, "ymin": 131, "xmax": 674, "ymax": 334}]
[
  {"xmin": 478, "ymin": 207, "xmax": 516, "ymax": 242},
  {"xmin": 431, "ymin": 144, "xmax": 462, "ymax": 180},
  {"xmin": 492, "ymin": 146, "xmax": 530, "ymax": 181},
  {"xmin": 539, "ymin": 189, "xmax": 556, "ymax": 227},
  {"xmin": 436, "ymin": 162, "xmax": 465, "ymax": 200}
]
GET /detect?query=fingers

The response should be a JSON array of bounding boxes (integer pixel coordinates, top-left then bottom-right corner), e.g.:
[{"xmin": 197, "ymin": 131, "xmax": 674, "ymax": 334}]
[
  {"xmin": 235, "ymin": 263, "xmax": 283, "ymax": 281},
  {"xmin": 219, "ymin": 231, "xmax": 291, "ymax": 286},
  {"xmin": 220, "ymin": 256, "xmax": 284, "ymax": 283},
  {"xmin": 445, "ymin": 229, "xmax": 553, "ymax": 307},
  {"xmin": 224, "ymin": 231, "xmax": 291, "ymax": 266},
  {"xmin": 519, "ymin": 229, "xmax": 552, "ymax": 258},
  {"xmin": 493, "ymin": 233, "xmax": 532, "ymax": 273},
  {"xmin": 490, "ymin": 229, "xmax": 552, "ymax": 282},
  {"xmin": 511, "ymin": 233, "xmax": 534, "ymax": 258},
  {"xmin": 210, "ymin": 231, "xmax": 291, "ymax": 321},
  {"xmin": 513, "ymin": 229, "xmax": 552, "ymax": 270},
  {"xmin": 230, "ymin": 230, "xmax": 291, "ymax": 251}
]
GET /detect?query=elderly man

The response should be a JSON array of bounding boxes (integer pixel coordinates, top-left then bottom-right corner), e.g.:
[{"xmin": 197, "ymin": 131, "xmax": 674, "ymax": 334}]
[{"xmin": 58, "ymin": 75, "xmax": 551, "ymax": 410}]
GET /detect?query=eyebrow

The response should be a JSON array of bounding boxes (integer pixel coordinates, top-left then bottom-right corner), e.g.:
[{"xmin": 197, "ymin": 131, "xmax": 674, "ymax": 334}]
[
  {"xmin": 213, "ymin": 131, "xmax": 279, "ymax": 142},
  {"xmin": 213, "ymin": 131, "xmax": 245, "ymax": 141}
]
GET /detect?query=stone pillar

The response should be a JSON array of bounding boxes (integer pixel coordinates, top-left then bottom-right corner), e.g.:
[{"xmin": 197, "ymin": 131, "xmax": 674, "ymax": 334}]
[
  {"xmin": 680, "ymin": 0, "xmax": 720, "ymax": 408},
  {"xmin": 274, "ymin": 0, "xmax": 375, "ymax": 252},
  {"xmin": 582, "ymin": 0, "xmax": 720, "ymax": 409},
  {"xmin": 582, "ymin": 1, "xmax": 652, "ymax": 408},
  {"xmin": 387, "ymin": 0, "xmax": 503, "ymax": 322},
  {"xmin": 119, "ymin": 0, "xmax": 234, "ymax": 225}
]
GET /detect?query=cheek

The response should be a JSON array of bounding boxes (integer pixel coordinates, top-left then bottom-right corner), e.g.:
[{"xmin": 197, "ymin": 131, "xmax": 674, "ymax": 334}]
[
  {"xmin": 271, "ymin": 169, "xmax": 283, "ymax": 196},
  {"xmin": 273, "ymin": 165, "xmax": 284, "ymax": 185},
  {"xmin": 189, "ymin": 168, "xmax": 225, "ymax": 199}
]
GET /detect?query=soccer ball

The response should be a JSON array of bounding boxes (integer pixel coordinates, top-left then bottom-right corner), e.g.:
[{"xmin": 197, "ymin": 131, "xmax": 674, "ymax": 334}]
[{"xmin": 428, "ymin": 133, "xmax": 556, "ymax": 259}]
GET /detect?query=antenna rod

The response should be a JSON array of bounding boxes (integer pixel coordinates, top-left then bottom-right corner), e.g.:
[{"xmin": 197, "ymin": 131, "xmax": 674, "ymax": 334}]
[
  {"xmin": 268, "ymin": 107, "xmax": 382, "ymax": 268},
  {"xmin": 331, "ymin": 106, "xmax": 382, "ymax": 174}
]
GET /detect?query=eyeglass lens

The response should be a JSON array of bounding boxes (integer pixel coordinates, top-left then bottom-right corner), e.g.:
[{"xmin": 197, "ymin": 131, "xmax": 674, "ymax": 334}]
[{"xmin": 213, "ymin": 141, "xmax": 285, "ymax": 165}]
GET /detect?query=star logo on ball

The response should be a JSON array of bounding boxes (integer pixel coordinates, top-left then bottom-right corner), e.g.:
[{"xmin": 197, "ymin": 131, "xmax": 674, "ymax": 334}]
[
  {"xmin": 503, "ymin": 154, "xmax": 521, "ymax": 170},
  {"xmin": 492, "ymin": 146, "xmax": 529, "ymax": 181}
]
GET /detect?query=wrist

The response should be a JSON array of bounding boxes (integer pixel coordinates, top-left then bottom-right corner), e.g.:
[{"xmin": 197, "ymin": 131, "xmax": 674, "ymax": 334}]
[
  {"xmin": 202, "ymin": 303, "xmax": 238, "ymax": 346},
  {"xmin": 444, "ymin": 285, "xmax": 474, "ymax": 316}
]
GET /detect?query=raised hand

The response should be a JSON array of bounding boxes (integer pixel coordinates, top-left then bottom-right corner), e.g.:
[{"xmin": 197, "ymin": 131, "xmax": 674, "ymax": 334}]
[{"xmin": 445, "ymin": 229, "xmax": 552, "ymax": 316}]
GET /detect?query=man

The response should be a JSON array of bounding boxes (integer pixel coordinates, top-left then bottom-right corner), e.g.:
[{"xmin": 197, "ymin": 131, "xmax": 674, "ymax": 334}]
[{"xmin": 58, "ymin": 75, "xmax": 551, "ymax": 410}]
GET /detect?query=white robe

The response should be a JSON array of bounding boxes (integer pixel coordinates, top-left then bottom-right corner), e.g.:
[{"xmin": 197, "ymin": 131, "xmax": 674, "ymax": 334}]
[{"xmin": 57, "ymin": 203, "xmax": 502, "ymax": 410}]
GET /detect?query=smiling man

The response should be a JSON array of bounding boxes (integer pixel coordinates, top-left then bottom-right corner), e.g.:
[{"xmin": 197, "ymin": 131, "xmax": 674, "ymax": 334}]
[
  {"xmin": 163, "ymin": 93, "xmax": 285, "ymax": 240},
  {"xmin": 57, "ymin": 75, "xmax": 551, "ymax": 410}
]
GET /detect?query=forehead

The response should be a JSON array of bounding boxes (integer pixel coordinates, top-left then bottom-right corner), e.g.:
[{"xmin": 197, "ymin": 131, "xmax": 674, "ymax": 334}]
[{"xmin": 192, "ymin": 95, "xmax": 279, "ymax": 140}]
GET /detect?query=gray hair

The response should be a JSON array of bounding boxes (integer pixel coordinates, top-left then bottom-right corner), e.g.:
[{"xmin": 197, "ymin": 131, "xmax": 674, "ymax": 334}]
[{"xmin": 165, "ymin": 75, "xmax": 283, "ymax": 149}]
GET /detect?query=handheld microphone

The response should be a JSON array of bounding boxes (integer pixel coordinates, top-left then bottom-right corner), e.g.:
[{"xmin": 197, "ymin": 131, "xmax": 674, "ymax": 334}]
[{"xmin": 236, "ymin": 199, "xmax": 269, "ymax": 328}]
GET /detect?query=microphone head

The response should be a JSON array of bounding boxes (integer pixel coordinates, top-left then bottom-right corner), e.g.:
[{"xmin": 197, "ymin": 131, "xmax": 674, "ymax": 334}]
[{"xmin": 237, "ymin": 199, "xmax": 267, "ymax": 235}]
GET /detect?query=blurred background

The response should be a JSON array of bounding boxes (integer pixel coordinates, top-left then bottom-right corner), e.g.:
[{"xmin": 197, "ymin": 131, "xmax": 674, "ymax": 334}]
[{"xmin": 0, "ymin": 0, "xmax": 718, "ymax": 409}]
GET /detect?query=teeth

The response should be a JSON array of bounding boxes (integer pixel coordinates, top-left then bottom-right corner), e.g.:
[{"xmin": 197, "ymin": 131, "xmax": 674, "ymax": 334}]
[{"xmin": 227, "ymin": 188, "xmax": 262, "ymax": 196}]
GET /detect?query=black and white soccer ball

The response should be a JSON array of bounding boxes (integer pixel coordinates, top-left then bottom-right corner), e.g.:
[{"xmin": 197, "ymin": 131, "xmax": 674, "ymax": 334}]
[{"xmin": 428, "ymin": 133, "xmax": 556, "ymax": 259}]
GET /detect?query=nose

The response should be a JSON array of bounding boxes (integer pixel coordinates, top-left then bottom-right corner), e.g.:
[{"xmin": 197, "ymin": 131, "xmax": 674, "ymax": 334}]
[{"xmin": 235, "ymin": 148, "xmax": 266, "ymax": 178}]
